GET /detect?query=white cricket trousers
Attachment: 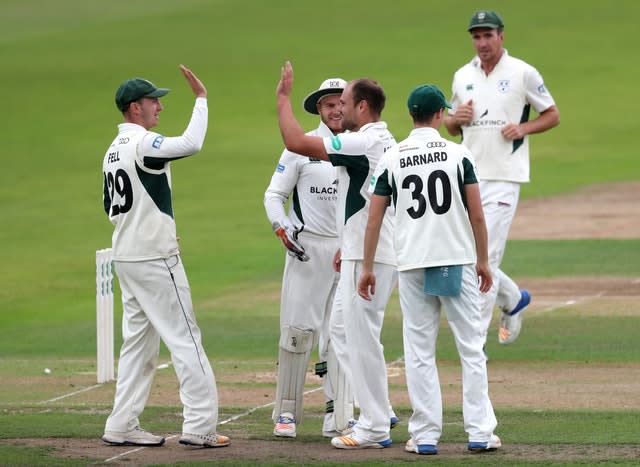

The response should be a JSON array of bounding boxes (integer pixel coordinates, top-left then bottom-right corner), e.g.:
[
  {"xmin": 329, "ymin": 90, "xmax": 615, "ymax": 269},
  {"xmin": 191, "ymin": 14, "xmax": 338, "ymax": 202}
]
[
  {"xmin": 478, "ymin": 181, "xmax": 522, "ymax": 339},
  {"xmin": 330, "ymin": 260, "xmax": 397, "ymax": 442},
  {"xmin": 400, "ymin": 265, "xmax": 497, "ymax": 445},
  {"xmin": 277, "ymin": 232, "xmax": 340, "ymax": 415},
  {"xmin": 105, "ymin": 255, "xmax": 219, "ymax": 435},
  {"xmin": 279, "ymin": 232, "xmax": 340, "ymax": 355}
]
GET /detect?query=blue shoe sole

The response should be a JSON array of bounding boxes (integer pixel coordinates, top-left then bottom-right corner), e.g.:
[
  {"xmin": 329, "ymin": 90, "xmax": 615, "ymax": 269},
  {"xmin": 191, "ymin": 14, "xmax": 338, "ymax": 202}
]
[
  {"xmin": 378, "ymin": 438, "xmax": 393, "ymax": 448},
  {"xmin": 417, "ymin": 445, "xmax": 438, "ymax": 455},
  {"xmin": 467, "ymin": 442, "xmax": 498, "ymax": 451},
  {"xmin": 390, "ymin": 416, "xmax": 399, "ymax": 429}
]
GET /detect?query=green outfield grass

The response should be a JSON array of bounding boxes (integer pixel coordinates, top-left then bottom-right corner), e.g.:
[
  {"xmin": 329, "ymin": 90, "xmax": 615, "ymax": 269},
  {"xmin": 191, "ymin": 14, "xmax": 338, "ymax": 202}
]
[{"xmin": 0, "ymin": 0, "xmax": 638, "ymax": 464}]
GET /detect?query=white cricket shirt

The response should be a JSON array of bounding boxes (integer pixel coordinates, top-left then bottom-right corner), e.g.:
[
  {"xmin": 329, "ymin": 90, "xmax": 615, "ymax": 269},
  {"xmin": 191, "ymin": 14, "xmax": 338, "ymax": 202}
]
[
  {"xmin": 102, "ymin": 97, "xmax": 208, "ymax": 261},
  {"xmin": 370, "ymin": 127, "xmax": 478, "ymax": 271},
  {"xmin": 264, "ymin": 122, "xmax": 338, "ymax": 237},
  {"xmin": 322, "ymin": 122, "xmax": 397, "ymax": 266},
  {"xmin": 449, "ymin": 50, "xmax": 556, "ymax": 183}
]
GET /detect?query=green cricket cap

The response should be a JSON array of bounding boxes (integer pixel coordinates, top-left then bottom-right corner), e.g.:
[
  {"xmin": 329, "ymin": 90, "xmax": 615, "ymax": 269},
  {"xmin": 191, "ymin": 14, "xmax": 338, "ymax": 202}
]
[
  {"xmin": 115, "ymin": 78, "xmax": 170, "ymax": 112},
  {"xmin": 407, "ymin": 84, "xmax": 451, "ymax": 117},
  {"xmin": 468, "ymin": 10, "xmax": 504, "ymax": 31}
]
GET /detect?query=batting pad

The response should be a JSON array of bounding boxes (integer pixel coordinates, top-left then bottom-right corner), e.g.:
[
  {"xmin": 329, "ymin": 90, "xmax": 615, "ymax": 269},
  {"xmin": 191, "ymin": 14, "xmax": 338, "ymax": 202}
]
[
  {"xmin": 273, "ymin": 326, "xmax": 314, "ymax": 424},
  {"xmin": 326, "ymin": 344, "xmax": 354, "ymax": 432}
]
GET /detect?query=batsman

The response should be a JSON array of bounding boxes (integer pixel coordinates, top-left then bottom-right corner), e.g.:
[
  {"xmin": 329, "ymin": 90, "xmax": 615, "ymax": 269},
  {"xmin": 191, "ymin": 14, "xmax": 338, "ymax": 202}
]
[{"xmin": 264, "ymin": 77, "xmax": 355, "ymax": 438}]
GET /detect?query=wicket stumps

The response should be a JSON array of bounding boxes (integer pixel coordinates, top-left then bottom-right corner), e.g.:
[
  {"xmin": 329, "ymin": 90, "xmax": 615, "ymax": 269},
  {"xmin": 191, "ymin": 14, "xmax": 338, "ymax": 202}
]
[{"xmin": 96, "ymin": 248, "xmax": 115, "ymax": 383}]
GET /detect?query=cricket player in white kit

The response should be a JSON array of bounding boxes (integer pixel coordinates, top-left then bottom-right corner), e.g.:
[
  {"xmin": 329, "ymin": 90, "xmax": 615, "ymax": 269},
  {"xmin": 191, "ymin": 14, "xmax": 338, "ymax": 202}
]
[
  {"xmin": 101, "ymin": 65, "xmax": 229, "ymax": 449},
  {"xmin": 265, "ymin": 77, "xmax": 356, "ymax": 438},
  {"xmin": 359, "ymin": 84, "xmax": 500, "ymax": 455},
  {"xmin": 276, "ymin": 62, "xmax": 398, "ymax": 450},
  {"xmin": 444, "ymin": 11, "xmax": 560, "ymax": 346}
]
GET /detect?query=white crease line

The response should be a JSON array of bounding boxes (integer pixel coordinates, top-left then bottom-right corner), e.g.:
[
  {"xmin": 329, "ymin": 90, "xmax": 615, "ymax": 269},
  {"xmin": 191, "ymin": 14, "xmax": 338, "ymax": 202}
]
[
  {"xmin": 103, "ymin": 356, "xmax": 405, "ymax": 463},
  {"xmin": 104, "ymin": 435, "xmax": 180, "ymax": 463},
  {"xmin": 39, "ymin": 384, "xmax": 104, "ymax": 404},
  {"xmin": 533, "ymin": 292, "xmax": 604, "ymax": 315},
  {"xmin": 38, "ymin": 361, "xmax": 173, "ymax": 405}
]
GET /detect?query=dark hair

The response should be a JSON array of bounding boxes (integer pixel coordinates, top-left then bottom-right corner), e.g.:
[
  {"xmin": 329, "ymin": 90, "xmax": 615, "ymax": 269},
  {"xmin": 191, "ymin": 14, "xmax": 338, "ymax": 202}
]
[
  {"xmin": 411, "ymin": 112, "xmax": 437, "ymax": 125},
  {"xmin": 350, "ymin": 79, "xmax": 386, "ymax": 116}
]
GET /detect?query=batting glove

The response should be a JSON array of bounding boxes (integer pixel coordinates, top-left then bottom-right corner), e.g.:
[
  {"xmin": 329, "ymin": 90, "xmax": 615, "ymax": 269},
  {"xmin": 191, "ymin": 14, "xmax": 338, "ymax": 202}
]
[{"xmin": 273, "ymin": 221, "xmax": 310, "ymax": 262}]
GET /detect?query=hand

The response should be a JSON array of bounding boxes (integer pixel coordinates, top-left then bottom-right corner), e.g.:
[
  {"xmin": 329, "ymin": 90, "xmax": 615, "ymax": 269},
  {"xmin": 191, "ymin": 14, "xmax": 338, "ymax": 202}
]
[
  {"xmin": 332, "ymin": 249, "xmax": 341, "ymax": 273},
  {"xmin": 476, "ymin": 262, "xmax": 493, "ymax": 293},
  {"xmin": 358, "ymin": 270, "xmax": 376, "ymax": 301},
  {"xmin": 454, "ymin": 99, "xmax": 474, "ymax": 125},
  {"xmin": 501, "ymin": 123, "xmax": 526, "ymax": 140},
  {"xmin": 179, "ymin": 64, "xmax": 207, "ymax": 98},
  {"xmin": 273, "ymin": 221, "xmax": 309, "ymax": 262},
  {"xmin": 276, "ymin": 61, "xmax": 293, "ymax": 98}
]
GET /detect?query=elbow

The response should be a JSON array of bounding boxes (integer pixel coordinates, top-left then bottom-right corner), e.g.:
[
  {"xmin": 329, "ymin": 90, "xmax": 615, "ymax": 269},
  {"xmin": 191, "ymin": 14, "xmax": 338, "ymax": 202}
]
[
  {"xmin": 444, "ymin": 119, "xmax": 460, "ymax": 137},
  {"xmin": 545, "ymin": 106, "xmax": 561, "ymax": 129},
  {"xmin": 183, "ymin": 137, "xmax": 204, "ymax": 155},
  {"xmin": 469, "ymin": 213, "xmax": 485, "ymax": 229},
  {"xmin": 282, "ymin": 135, "xmax": 302, "ymax": 155},
  {"xmin": 550, "ymin": 109, "xmax": 560, "ymax": 128}
]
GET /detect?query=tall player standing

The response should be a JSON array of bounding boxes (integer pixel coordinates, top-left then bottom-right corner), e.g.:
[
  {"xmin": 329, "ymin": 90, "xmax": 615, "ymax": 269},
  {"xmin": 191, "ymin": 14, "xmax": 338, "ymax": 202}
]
[
  {"xmin": 101, "ymin": 65, "xmax": 229, "ymax": 449},
  {"xmin": 264, "ymin": 77, "xmax": 356, "ymax": 438},
  {"xmin": 444, "ymin": 11, "xmax": 560, "ymax": 348}
]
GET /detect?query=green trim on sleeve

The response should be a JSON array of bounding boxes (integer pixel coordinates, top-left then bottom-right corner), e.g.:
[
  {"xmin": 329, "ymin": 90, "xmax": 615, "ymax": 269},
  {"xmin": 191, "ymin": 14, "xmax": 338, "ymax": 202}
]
[
  {"xmin": 373, "ymin": 169, "xmax": 393, "ymax": 196},
  {"xmin": 143, "ymin": 155, "xmax": 188, "ymax": 170},
  {"xmin": 462, "ymin": 157, "xmax": 478, "ymax": 184}
]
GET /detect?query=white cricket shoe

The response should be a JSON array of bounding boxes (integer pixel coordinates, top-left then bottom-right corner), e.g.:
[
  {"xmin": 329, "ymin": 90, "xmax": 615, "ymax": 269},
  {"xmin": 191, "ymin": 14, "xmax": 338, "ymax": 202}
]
[
  {"xmin": 179, "ymin": 432, "xmax": 230, "ymax": 448},
  {"xmin": 499, "ymin": 289, "xmax": 531, "ymax": 344},
  {"xmin": 273, "ymin": 412, "xmax": 296, "ymax": 438},
  {"xmin": 405, "ymin": 438, "xmax": 438, "ymax": 455},
  {"xmin": 102, "ymin": 426, "xmax": 165, "ymax": 446},
  {"xmin": 322, "ymin": 415, "xmax": 357, "ymax": 437},
  {"xmin": 331, "ymin": 433, "xmax": 392, "ymax": 449},
  {"xmin": 468, "ymin": 434, "xmax": 502, "ymax": 451}
]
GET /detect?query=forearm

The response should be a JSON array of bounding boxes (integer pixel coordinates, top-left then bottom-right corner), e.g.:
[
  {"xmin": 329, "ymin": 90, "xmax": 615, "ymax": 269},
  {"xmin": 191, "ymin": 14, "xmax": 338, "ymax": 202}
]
[
  {"xmin": 277, "ymin": 96, "xmax": 329, "ymax": 160},
  {"xmin": 362, "ymin": 224, "xmax": 381, "ymax": 272},
  {"xmin": 521, "ymin": 105, "xmax": 560, "ymax": 135},
  {"xmin": 444, "ymin": 114, "xmax": 463, "ymax": 137},
  {"xmin": 470, "ymin": 216, "xmax": 489, "ymax": 265},
  {"xmin": 264, "ymin": 191, "xmax": 288, "ymax": 226},
  {"xmin": 465, "ymin": 184, "xmax": 489, "ymax": 264},
  {"xmin": 363, "ymin": 195, "xmax": 387, "ymax": 271},
  {"xmin": 277, "ymin": 95, "xmax": 306, "ymax": 153},
  {"xmin": 140, "ymin": 98, "xmax": 208, "ymax": 159}
]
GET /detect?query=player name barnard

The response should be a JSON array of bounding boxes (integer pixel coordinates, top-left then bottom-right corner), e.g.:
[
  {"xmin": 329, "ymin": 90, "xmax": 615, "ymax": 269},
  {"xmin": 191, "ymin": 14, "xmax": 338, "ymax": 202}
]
[{"xmin": 399, "ymin": 151, "xmax": 448, "ymax": 168}]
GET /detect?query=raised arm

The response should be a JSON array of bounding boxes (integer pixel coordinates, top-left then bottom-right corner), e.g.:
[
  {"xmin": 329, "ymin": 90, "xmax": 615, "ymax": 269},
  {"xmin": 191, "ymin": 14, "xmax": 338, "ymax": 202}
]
[
  {"xmin": 179, "ymin": 64, "xmax": 207, "ymax": 98},
  {"xmin": 138, "ymin": 65, "xmax": 208, "ymax": 161},
  {"xmin": 276, "ymin": 62, "xmax": 329, "ymax": 160}
]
